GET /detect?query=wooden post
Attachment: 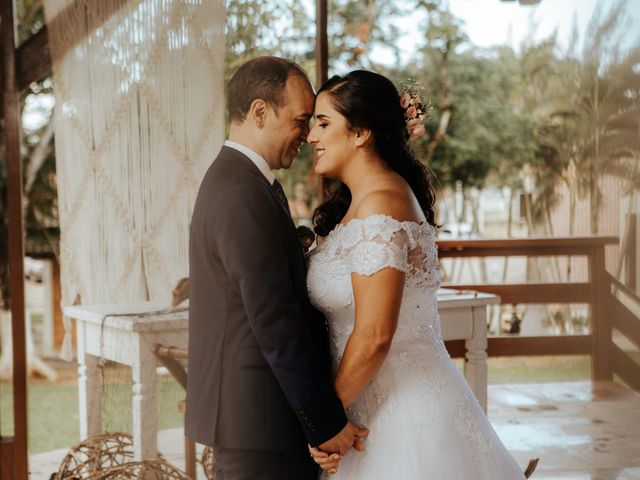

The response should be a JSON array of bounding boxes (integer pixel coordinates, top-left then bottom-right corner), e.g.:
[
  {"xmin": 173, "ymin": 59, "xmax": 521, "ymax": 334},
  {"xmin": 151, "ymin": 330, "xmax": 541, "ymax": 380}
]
[
  {"xmin": 315, "ymin": 0, "xmax": 329, "ymax": 201},
  {"xmin": 0, "ymin": 437, "xmax": 15, "ymax": 480},
  {"xmin": 589, "ymin": 245, "xmax": 613, "ymax": 381},
  {"xmin": 52, "ymin": 258, "xmax": 67, "ymax": 349},
  {"xmin": 40, "ymin": 258, "xmax": 55, "ymax": 357},
  {"xmin": 1, "ymin": 0, "xmax": 29, "ymax": 477},
  {"xmin": 315, "ymin": 0, "xmax": 328, "ymax": 87}
]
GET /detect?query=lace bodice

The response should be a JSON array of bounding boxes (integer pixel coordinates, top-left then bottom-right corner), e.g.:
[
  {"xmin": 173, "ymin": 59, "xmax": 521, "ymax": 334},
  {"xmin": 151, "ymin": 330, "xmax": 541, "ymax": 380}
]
[
  {"xmin": 307, "ymin": 214, "xmax": 526, "ymax": 479},
  {"xmin": 307, "ymin": 214, "xmax": 442, "ymax": 360}
]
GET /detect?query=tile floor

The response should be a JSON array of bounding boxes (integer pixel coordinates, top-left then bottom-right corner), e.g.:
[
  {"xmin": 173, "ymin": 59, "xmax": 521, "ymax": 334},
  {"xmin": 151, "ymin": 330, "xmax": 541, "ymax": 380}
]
[{"xmin": 30, "ymin": 381, "xmax": 640, "ymax": 479}]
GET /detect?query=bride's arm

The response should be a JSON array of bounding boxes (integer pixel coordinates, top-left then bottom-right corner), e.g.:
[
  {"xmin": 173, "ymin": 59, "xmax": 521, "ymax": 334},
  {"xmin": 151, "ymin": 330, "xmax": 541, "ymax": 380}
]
[
  {"xmin": 333, "ymin": 267, "xmax": 405, "ymax": 407},
  {"xmin": 334, "ymin": 185, "xmax": 422, "ymax": 407}
]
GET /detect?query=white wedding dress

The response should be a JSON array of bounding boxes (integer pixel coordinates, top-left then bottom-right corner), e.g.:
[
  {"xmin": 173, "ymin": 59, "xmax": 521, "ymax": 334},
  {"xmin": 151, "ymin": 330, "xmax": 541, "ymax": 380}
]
[{"xmin": 307, "ymin": 214, "xmax": 526, "ymax": 479}]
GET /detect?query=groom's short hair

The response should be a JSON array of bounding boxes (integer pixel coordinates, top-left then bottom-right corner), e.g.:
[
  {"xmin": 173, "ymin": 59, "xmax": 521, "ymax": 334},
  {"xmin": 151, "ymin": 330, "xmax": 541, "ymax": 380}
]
[{"xmin": 228, "ymin": 56, "xmax": 311, "ymax": 124}]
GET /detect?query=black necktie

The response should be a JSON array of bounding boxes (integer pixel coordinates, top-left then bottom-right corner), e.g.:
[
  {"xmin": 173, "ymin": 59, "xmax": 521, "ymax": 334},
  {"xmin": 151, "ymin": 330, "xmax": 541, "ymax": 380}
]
[{"xmin": 272, "ymin": 179, "xmax": 292, "ymax": 218}]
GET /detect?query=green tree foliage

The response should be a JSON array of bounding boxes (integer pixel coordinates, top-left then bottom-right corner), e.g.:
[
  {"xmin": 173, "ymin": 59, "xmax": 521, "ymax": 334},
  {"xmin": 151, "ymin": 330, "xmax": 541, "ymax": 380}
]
[
  {"xmin": 4, "ymin": 0, "xmax": 639, "ymax": 258},
  {"xmin": 397, "ymin": 0, "xmax": 639, "ymax": 237},
  {"xmin": 15, "ymin": 0, "xmax": 46, "ymax": 44}
]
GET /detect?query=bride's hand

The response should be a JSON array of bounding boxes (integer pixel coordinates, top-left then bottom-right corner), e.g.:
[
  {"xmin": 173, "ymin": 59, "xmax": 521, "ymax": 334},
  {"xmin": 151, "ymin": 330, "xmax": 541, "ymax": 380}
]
[{"xmin": 308, "ymin": 445, "xmax": 341, "ymax": 474}]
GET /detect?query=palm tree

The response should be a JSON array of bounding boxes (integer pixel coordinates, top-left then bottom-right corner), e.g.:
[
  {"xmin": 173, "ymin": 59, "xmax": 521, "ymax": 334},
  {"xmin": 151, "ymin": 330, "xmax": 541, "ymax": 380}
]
[{"xmin": 552, "ymin": 2, "xmax": 640, "ymax": 233}]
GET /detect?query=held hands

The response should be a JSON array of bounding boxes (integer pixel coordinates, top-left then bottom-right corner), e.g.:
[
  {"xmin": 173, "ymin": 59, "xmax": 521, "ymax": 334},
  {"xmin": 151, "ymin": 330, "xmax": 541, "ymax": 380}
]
[
  {"xmin": 317, "ymin": 420, "xmax": 368, "ymax": 456},
  {"xmin": 310, "ymin": 421, "xmax": 368, "ymax": 474}
]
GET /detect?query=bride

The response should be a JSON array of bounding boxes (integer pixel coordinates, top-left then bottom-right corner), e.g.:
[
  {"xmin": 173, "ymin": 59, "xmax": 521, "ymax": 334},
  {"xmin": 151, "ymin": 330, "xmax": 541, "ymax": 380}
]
[{"xmin": 305, "ymin": 70, "xmax": 530, "ymax": 479}]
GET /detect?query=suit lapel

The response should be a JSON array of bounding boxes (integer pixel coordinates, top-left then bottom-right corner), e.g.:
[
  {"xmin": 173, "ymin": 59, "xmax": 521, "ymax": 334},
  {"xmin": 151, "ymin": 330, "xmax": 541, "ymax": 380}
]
[
  {"xmin": 221, "ymin": 147, "xmax": 309, "ymax": 269},
  {"xmin": 219, "ymin": 146, "xmax": 296, "ymax": 226},
  {"xmin": 219, "ymin": 146, "xmax": 312, "ymax": 269}
]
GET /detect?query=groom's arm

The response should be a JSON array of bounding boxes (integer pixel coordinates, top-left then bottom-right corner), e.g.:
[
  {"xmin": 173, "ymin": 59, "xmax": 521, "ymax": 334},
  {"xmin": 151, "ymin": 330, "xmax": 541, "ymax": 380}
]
[{"xmin": 212, "ymin": 180, "xmax": 347, "ymax": 446}]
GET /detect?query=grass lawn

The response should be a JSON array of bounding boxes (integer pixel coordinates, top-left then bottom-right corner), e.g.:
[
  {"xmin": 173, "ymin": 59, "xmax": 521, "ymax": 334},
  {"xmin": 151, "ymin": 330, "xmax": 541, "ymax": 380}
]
[
  {"xmin": 1, "ymin": 353, "xmax": 637, "ymax": 455},
  {"xmin": 0, "ymin": 366, "xmax": 184, "ymax": 454},
  {"xmin": 489, "ymin": 354, "xmax": 592, "ymax": 383}
]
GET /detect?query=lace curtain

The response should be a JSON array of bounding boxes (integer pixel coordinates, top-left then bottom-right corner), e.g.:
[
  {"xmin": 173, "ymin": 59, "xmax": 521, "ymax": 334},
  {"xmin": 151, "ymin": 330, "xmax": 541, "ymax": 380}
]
[{"xmin": 43, "ymin": 0, "xmax": 225, "ymax": 358}]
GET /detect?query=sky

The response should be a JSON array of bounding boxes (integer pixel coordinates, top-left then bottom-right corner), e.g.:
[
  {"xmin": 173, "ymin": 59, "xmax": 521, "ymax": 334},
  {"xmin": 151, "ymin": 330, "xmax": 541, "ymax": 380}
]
[
  {"xmin": 448, "ymin": 0, "xmax": 640, "ymax": 50},
  {"xmin": 380, "ymin": 0, "xmax": 640, "ymax": 65}
]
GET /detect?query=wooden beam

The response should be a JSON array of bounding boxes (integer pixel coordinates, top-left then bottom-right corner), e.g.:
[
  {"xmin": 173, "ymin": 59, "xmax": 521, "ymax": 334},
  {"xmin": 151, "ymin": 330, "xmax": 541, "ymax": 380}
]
[
  {"xmin": 7, "ymin": 0, "xmax": 138, "ymax": 95},
  {"xmin": 438, "ymin": 236, "xmax": 619, "ymax": 250},
  {"xmin": 444, "ymin": 339, "xmax": 466, "ymax": 357},
  {"xmin": 16, "ymin": 26, "xmax": 50, "ymax": 91},
  {"xmin": 10, "ymin": 0, "xmax": 133, "ymax": 96},
  {"xmin": 437, "ymin": 236, "xmax": 619, "ymax": 258},
  {"xmin": 611, "ymin": 343, "xmax": 640, "ymax": 391},
  {"xmin": 486, "ymin": 335, "xmax": 592, "ymax": 356},
  {"xmin": 442, "ymin": 282, "xmax": 590, "ymax": 304},
  {"xmin": 590, "ymin": 246, "xmax": 613, "ymax": 381},
  {"xmin": 611, "ymin": 296, "xmax": 640, "ymax": 351},
  {"xmin": 315, "ymin": 0, "xmax": 328, "ymax": 87},
  {"xmin": 52, "ymin": 259, "xmax": 67, "ymax": 350},
  {"xmin": 445, "ymin": 335, "xmax": 592, "ymax": 358},
  {"xmin": 0, "ymin": 437, "xmax": 15, "ymax": 480},
  {"xmin": 315, "ymin": 0, "xmax": 329, "ymax": 201},
  {"xmin": 439, "ymin": 245, "xmax": 594, "ymax": 258},
  {"xmin": 609, "ymin": 272, "xmax": 640, "ymax": 307},
  {"xmin": 154, "ymin": 344, "xmax": 188, "ymax": 359},
  {"xmin": 0, "ymin": 0, "xmax": 29, "ymax": 477},
  {"xmin": 152, "ymin": 348, "xmax": 187, "ymax": 390}
]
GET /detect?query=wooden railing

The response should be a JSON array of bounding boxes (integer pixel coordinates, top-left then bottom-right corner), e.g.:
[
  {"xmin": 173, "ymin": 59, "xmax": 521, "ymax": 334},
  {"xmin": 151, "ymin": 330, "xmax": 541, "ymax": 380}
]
[
  {"xmin": 436, "ymin": 236, "xmax": 640, "ymax": 389},
  {"xmin": 608, "ymin": 273, "xmax": 640, "ymax": 390}
]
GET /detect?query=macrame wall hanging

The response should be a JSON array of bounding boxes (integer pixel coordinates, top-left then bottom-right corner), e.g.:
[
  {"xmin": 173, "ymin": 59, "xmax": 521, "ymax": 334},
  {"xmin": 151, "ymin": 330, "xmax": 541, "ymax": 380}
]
[{"xmin": 42, "ymin": 0, "xmax": 225, "ymax": 358}]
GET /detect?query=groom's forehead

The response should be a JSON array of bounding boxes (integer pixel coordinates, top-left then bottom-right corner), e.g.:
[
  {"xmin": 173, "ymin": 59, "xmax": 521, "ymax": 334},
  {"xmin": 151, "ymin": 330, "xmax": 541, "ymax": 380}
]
[{"xmin": 283, "ymin": 77, "xmax": 314, "ymax": 113}]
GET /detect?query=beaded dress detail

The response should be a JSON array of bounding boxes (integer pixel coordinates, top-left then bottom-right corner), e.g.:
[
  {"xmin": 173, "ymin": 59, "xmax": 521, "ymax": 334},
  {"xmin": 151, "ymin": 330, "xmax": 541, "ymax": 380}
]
[{"xmin": 307, "ymin": 214, "xmax": 525, "ymax": 479}]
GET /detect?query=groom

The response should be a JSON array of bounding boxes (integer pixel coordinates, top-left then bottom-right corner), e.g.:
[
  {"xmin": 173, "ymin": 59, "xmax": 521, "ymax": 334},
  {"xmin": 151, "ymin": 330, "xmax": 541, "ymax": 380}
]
[{"xmin": 186, "ymin": 56, "xmax": 366, "ymax": 479}]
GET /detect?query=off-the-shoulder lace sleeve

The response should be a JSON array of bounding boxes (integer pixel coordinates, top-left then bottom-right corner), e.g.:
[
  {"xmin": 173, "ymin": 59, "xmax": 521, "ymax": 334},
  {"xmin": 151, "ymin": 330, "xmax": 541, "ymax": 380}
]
[
  {"xmin": 343, "ymin": 226, "xmax": 411, "ymax": 276},
  {"xmin": 329, "ymin": 215, "xmax": 440, "ymax": 286}
]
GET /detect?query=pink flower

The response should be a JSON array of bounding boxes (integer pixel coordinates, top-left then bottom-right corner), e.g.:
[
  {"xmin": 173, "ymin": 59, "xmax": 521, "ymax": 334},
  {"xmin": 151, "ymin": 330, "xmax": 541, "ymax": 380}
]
[
  {"xmin": 400, "ymin": 93, "xmax": 411, "ymax": 109},
  {"xmin": 406, "ymin": 106, "xmax": 417, "ymax": 118},
  {"xmin": 411, "ymin": 125, "xmax": 426, "ymax": 139},
  {"xmin": 406, "ymin": 117, "xmax": 421, "ymax": 129}
]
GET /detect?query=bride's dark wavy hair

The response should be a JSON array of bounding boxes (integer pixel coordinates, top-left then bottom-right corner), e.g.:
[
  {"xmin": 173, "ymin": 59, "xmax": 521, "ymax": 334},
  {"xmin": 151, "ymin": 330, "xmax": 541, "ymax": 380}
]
[{"xmin": 312, "ymin": 70, "xmax": 437, "ymax": 237}]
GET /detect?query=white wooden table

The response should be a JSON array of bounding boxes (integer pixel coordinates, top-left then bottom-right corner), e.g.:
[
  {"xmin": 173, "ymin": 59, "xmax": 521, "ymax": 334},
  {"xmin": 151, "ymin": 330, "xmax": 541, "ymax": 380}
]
[
  {"xmin": 438, "ymin": 288, "xmax": 499, "ymax": 412},
  {"xmin": 66, "ymin": 290, "xmax": 496, "ymax": 461},
  {"xmin": 65, "ymin": 303, "xmax": 188, "ymax": 460}
]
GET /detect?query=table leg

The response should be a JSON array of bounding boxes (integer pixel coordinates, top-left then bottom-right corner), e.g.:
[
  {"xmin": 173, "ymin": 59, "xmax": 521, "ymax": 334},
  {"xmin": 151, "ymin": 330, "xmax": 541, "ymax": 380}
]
[
  {"xmin": 77, "ymin": 320, "xmax": 102, "ymax": 438},
  {"xmin": 464, "ymin": 306, "xmax": 488, "ymax": 413},
  {"xmin": 132, "ymin": 335, "xmax": 158, "ymax": 460}
]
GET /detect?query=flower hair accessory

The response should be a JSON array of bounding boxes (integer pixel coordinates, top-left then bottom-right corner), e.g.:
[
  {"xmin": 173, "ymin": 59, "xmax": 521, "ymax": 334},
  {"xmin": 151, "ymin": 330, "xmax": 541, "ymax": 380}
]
[{"xmin": 399, "ymin": 80, "xmax": 430, "ymax": 140}]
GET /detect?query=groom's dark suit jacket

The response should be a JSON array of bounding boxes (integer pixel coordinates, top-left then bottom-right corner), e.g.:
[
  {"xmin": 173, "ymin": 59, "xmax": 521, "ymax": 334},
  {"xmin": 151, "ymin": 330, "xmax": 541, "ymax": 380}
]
[{"xmin": 186, "ymin": 146, "xmax": 347, "ymax": 452}]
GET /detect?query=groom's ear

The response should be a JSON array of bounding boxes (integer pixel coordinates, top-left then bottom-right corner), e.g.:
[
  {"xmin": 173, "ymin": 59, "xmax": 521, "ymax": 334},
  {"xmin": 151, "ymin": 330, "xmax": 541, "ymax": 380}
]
[
  {"xmin": 249, "ymin": 99, "xmax": 268, "ymax": 129},
  {"xmin": 353, "ymin": 128, "xmax": 372, "ymax": 147}
]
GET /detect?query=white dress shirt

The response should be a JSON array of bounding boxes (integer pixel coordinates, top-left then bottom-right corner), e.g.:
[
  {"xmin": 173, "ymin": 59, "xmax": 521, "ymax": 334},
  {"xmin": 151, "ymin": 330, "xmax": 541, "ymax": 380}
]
[{"xmin": 224, "ymin": 140, "xmax": 275, "ymax": 185}]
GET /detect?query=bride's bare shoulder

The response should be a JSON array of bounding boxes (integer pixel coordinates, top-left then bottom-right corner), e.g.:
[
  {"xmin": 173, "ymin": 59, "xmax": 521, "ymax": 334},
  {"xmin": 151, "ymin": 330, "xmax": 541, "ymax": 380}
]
[{"xmin": 354, "ymin": 179, "xmax": 422, "ymax": 223}]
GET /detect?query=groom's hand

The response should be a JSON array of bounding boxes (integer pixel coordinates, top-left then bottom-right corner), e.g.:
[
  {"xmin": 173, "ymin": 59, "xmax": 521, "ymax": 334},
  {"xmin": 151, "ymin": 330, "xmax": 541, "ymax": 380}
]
[{"xmin": 318, "ymin": 420, "xmax": 368, "ymax": 456}]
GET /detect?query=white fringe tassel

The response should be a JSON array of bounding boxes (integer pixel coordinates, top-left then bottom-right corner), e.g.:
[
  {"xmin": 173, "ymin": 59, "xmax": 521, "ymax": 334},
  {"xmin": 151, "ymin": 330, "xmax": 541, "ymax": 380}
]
[{"xmin": 42, "ymin": 0, "xmax": 225, "ymax": 359}]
